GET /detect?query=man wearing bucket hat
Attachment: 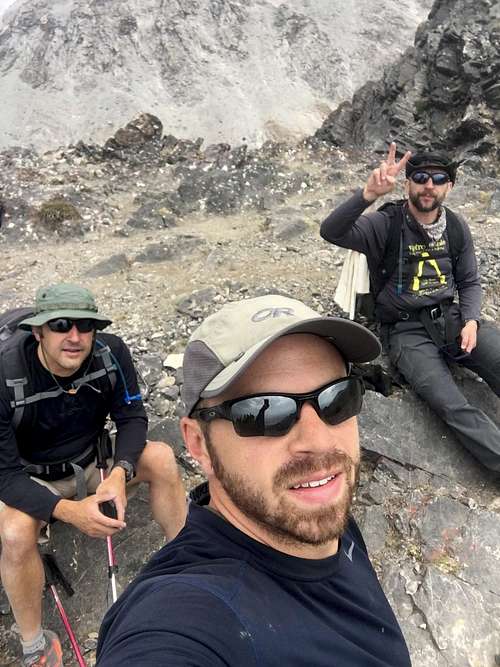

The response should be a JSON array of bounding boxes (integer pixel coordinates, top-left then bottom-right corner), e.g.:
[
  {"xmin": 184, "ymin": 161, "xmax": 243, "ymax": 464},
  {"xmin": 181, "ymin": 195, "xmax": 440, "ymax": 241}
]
[
  {"xmin": 321, "ymin": 142, "xmax": 500, "ymax": 472},
  {"xmin": 97, "ymin": 294, "xmax": 411, "ymax": 666},
  {"xmin": 0, "ymin": 284, "xmax": 186, "ymax": 667}
]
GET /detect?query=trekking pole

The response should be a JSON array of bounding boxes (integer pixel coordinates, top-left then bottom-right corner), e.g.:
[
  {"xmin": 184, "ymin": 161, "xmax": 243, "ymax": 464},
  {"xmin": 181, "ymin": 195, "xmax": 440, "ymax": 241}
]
[
  {"xmin": 42, "ymin": 554, "xmax": 87, "ymax": 667},
  {"xmin": 96, "ymin": 430, "xmax": 119, "ymax": 605}
]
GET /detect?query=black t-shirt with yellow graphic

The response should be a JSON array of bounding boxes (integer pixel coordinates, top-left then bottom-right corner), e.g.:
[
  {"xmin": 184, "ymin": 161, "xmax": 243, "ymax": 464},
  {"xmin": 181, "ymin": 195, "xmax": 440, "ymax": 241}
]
[{"xmin": 320, "ymin": 189, "xmax": 481, "ymax": 323}]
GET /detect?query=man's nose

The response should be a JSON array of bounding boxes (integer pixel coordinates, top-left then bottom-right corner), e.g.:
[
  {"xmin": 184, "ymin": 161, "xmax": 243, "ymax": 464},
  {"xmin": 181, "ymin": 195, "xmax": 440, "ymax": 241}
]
[
  {"xmin": 287, "ymin": 402, "xmax": 337, "ymax": 454},
  {"xmin": 66, "ymin": 325, "xmax": 81, "ymax": 341}
]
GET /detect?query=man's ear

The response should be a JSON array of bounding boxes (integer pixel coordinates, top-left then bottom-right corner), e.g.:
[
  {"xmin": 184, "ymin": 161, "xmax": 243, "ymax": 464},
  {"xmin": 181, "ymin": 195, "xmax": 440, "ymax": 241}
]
[
  {"xmin": 180, "ymin": 417, "xmax": 214, "ymax": 476},
  {"xmin": 32, "ymin": 326, "xmax": 42, "ymax": 342},
  {"xmin": 404, "ymin": 179, "xmax": 410, "ymax": 197}
]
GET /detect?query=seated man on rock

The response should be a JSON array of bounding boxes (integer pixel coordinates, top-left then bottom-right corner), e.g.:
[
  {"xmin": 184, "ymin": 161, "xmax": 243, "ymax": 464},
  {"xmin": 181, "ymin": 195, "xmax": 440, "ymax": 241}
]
[
  {"xmin": 0, "ymin": 283, "xmax": 187, "ymax": 667},
  {"xmin": 320, "ymin": 142, "xmax": 500, "ymax": 472},
  {"xmin": 97, "ymin": 294, "xmax": 411, "ymax": 666}
]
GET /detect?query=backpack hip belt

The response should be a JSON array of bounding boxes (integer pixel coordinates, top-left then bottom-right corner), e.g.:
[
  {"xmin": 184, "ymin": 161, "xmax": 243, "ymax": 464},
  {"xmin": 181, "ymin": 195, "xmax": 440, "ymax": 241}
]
[
  {"xmin": 21, "ymin": 442, "xmax": 98, "ymax": 482},
  {"xmin": 22, "ymin": 431, "xmax": 113, "ymax": 501},
  {"xmin": 378, "ymin": 298, "xmax": 453, "ymax": 324}
]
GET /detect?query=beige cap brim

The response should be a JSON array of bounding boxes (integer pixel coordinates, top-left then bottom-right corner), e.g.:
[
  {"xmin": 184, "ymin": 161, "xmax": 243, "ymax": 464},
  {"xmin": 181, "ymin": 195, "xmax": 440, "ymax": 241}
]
[{"xmin": 201, "ymin": 316, "xmax": 380, "ymax": 399}]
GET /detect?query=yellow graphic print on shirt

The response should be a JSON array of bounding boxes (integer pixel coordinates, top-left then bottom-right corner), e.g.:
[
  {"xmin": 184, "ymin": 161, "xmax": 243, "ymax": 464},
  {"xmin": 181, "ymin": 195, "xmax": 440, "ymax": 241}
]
[{"xmin": 408, "ymin": 238, "xmax": 449, "ymax": 297}]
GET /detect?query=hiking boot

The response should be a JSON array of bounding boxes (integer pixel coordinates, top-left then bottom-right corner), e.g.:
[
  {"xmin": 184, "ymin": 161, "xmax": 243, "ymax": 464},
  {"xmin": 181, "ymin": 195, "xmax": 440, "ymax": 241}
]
[{"xmin": 22, "ymin": 630, "xmax": 63, "ymax": 667}]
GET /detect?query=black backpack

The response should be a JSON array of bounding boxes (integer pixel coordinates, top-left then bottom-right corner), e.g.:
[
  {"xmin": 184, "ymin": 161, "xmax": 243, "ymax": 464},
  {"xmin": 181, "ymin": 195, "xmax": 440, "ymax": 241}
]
[
  {"xmin": 0, "ymin": 308, "xmax": 117, "ymax": 430},
  {"xmin": 357, "ymin": 201, "xmax": 466, "ymax": 319}
]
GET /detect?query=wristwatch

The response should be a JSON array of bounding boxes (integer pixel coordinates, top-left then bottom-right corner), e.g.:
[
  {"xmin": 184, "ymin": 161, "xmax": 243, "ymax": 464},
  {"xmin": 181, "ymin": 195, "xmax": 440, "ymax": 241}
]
[{"xmin": 112, "ymin": 460, "xmax": 136, "ymax": 483}]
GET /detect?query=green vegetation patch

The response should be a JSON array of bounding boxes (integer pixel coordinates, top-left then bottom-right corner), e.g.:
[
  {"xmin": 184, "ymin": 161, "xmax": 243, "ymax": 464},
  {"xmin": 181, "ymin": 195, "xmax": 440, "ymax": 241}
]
[{"xmin": 37, "ymin": 198, "xmax": 81, "ymax": 230}]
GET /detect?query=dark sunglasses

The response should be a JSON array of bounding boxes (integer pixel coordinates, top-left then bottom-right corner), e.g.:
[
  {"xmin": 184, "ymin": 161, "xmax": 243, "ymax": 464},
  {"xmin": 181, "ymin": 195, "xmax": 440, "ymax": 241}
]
[
  {"xmin": 192, "ymin": 376, "xmax": 364, "ymax": 438},
  {"xmin": 46, "ymin": 318, "xmax": 97, "ymax": 334},
  {"xmin": 410, "ymin": 171, "xmax": 450, "ymax": 186}
]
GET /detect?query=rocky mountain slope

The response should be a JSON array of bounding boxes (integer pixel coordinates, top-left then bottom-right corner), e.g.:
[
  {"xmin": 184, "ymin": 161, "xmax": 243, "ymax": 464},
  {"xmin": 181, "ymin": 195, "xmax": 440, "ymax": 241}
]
[
  {"xmin": 0, "ymin": 114, "xmax": 499, "ymax": 666},
  {"xmin": 0, "ymin": 0, "xmax": 499, "ymax": 664},
  {"xmin": 316, "ymin": 0, "xmax": 500, "ymax": 170},
  {"xmin": 0, "ymin": 0, "xmax": 432, "ymax": 149}
]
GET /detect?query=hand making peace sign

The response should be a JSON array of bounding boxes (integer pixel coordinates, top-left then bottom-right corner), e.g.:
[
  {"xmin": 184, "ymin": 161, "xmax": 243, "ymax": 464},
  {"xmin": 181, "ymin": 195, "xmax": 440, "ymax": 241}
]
[{"xmin": 363, "ymin": 142, "xmax": 412, "ymax": 203}]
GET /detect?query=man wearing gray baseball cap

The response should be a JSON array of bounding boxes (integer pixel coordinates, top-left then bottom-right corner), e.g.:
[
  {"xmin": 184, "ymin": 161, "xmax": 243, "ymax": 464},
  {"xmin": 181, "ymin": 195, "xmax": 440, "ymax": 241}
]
[{"xmin": 97, "ymin": 294, "xmax": 410, "ymax": 666}]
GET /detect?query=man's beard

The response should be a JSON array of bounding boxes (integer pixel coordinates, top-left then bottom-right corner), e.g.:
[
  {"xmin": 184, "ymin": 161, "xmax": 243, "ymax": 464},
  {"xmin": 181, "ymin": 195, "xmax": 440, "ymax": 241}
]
[
  {"xmin": 205, "ymin": 433, "xmax": 359, "ymax": 548},
  {"xmin": 409, "ymin": 190, "xmax": 445, "ymax": 213}
]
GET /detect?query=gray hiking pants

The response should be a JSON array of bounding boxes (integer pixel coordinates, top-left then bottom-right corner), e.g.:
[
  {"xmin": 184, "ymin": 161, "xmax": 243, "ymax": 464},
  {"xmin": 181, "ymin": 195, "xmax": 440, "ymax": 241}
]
[{"xmin": 383, "ymin": 318, "xmax": 500, "ymax": 471}]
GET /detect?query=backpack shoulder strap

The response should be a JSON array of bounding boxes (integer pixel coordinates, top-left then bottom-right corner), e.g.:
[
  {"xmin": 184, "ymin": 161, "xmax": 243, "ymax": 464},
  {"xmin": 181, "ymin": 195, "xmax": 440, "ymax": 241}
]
[
  {"xmin": 372, "ymin": 200, "xmax": 406, "ymax": 297},
  {"xmin": 1, "ymin": 330, "xmax": 33, "ymax": 430},
  {"xmin": 93, "ymin": 337, "xmax": 117, "ymax": 391},
  {"xmin": 4, "ymin": 335, "xmax": 118, "ymax": 431},
  {"xmin": 444, "ymin": 207, "xmax": 466, "ymax": 276},
  {"xmin": 3, "ymin": 332, "xmax": 66, "ymax": 430},
  {"xmin": 94, "ymin": 336, "xmax": 142, "ymax": 404}
]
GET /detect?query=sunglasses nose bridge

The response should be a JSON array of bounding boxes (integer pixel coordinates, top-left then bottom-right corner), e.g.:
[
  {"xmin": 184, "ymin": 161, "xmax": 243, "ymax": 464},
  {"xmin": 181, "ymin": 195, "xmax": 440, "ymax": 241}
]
[
  {"xmin": 270, "ymin": 397, "xmax": 319, "ymax": 436},
  {"xmin": 66, "ymin": 323, "xmax": 81, "ymax": 337},
  {"xmin": 419, "ymin": 174, "xmax": 433, "ymax": 187},
  {"xmin": 425, "ymin": 175, "xmax": 440, "ymax": 187},
  {"xmin": 294, "ymin": 396, "xmax": 324, "ymax": 426}
]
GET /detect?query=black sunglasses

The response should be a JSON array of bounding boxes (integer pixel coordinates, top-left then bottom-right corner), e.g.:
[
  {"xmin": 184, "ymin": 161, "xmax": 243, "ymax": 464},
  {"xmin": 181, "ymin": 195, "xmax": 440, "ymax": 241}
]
[
  {"xmin": 193, "ymin": 376, "xmax": 364, "ymax": 438},
  {"xmin": 46, "ymin": 318, "xmax": 97, "ymax": 334},
  {"xmin": 410, "ymin": 171, "xmax": 450, "ymax": 186}
]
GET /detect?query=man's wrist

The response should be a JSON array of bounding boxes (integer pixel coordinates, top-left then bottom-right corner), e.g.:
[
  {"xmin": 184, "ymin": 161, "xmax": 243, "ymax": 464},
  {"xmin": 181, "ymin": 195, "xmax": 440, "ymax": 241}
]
[
  {"xmin": 111, "ymin": 460, "xmax": 135, "ymax": 483},
  {"xmin": 52, "ymin": 498, "xmax": 76, "ymax": 523},
  {"xmin": 463, "ymin": 319, "xmax": 478, "ymax": 328},
  {"xmin": 361, "ymin": 187, "xmax": 378, "ymax": 204},
  {"xmin": 109, "ymin": 466, "xmax": 126, "ymax": 480}
]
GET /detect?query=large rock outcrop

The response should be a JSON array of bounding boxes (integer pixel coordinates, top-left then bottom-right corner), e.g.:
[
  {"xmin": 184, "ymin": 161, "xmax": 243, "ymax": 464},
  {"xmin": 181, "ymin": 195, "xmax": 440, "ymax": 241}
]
[
  {"xmin": 315, "ymin": 0, "xmax": 500, "ymax": 169},
  {"xmin": 0, "ymin": 0, "xmax": 432, "ymax": 149}
]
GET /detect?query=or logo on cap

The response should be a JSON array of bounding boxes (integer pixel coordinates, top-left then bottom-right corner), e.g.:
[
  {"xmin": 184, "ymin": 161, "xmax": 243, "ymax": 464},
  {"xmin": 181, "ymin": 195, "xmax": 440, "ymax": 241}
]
[{"xmin": 251, "ymin": 307, "xmax": 295, "ymax": 322}]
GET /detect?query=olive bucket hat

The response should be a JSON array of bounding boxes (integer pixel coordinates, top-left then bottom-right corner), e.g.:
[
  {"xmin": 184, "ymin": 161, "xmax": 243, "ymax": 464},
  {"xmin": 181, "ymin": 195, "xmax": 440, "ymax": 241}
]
[{"xmin": 18, "ymin": 283, "xmax": 112, "ymax": 330}]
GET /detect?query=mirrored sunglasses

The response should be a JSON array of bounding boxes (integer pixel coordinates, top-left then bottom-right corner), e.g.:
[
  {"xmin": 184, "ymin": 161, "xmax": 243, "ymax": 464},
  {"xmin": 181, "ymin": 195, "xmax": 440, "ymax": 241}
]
[
  {"xmin": 192, "ymin": 376, "xmax": 364, "ymax": 438},
  {"xmin": 410, "ymin": 171, "xmax": 450, "ymax": 186},
  {"xmin": 46, "ymin": 318, "xmax": 97, "ymax": 334}
]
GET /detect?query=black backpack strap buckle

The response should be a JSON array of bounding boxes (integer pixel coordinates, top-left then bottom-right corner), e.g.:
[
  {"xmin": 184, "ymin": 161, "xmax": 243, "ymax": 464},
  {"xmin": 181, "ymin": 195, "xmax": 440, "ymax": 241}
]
[{"xmin": 6, "ymin": 377, "xmax": 28, "ymax": 430}]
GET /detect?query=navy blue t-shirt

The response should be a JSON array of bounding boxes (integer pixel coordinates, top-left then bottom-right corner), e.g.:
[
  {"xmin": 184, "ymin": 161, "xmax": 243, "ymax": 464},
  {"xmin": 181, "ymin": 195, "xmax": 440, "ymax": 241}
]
[{"xmin": 97, "ymin": 486, "xmax": 411, "ymax": 666}]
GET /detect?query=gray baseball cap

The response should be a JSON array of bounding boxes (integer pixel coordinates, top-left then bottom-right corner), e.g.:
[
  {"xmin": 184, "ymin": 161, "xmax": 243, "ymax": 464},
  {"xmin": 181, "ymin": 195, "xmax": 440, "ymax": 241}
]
[
  {"xmin": 182, "ymin": 294, "xmax": 381, "ymax": 415},
  {"xmin": 18, "ymin": 283, "xmax": 112, "ymax": 330}
]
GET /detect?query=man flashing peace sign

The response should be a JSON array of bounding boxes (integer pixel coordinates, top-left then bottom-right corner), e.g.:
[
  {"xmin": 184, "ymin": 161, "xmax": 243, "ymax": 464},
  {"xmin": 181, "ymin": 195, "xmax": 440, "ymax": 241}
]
[
  {"xmin": 320, "ymin": 142, "xmax": 500, "ymax": 472},
  {"xmin": 362, "ymin": 142, "xmax": 412, "ymax": 201}
]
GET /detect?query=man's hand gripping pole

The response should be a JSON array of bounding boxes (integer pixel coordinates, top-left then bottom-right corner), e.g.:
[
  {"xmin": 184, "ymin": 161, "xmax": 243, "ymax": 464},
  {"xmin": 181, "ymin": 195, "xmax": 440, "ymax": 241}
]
[{"xmin": 96, "ymin": 430, "xmax": 119, "ymax": 605}]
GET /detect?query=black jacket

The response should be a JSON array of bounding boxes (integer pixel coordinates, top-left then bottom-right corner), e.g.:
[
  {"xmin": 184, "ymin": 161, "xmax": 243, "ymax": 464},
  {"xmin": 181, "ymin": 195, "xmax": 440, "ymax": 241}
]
[{"xmin": 0, "ymin": 333, "xmax": 147, "ymax": 522}]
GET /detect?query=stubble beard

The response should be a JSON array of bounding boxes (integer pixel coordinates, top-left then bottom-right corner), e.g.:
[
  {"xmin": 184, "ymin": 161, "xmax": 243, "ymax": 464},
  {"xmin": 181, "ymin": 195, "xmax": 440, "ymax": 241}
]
[
  {"xmin": 409, "ymin": 190, "xmax": 444, "ymax": 213},
  {"xmin": 53, "ymin": 347, "xmax": 87, "ymax": 375},
  {"xmin": 39, "ymin": 330, "xmax": 93, "ymax": 377},
  {"xmin": 205, "ymin": 433, "xmax": 359, "ymax": 548}
]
